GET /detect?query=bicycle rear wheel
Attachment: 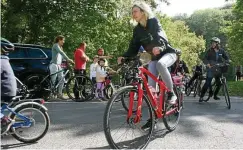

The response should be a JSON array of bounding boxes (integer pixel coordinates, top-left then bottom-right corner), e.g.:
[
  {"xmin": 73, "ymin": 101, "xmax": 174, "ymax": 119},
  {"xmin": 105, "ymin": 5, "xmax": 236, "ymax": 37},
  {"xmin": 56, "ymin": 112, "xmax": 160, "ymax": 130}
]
[
  {"xmin": 66, "ymin": 75, "xmax": 95, "ymax": 102},
  {"xmin": 163, "ymin": 86, "xmax": 181, "ymax": 131},
  {"xmin": 24, "ymin": 74, "xmax": 51, "ymax": 100},
  {"xmin": 222, "ymin": 80, "xmax": 231, "ymax": 109},
  {"xmin": 104, "ymin": 86, "xmax": 154, "ymax": 149},
  {"xmin": 10, "ymin": 103, "xmax": 50, "ymax": 143}
]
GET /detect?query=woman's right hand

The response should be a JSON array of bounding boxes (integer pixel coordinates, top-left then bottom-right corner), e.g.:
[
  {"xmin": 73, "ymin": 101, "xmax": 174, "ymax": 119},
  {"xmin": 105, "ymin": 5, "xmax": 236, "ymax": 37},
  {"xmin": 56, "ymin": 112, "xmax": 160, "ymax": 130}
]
[{"xmin": 117, "ymin": 57, "xmax": 124, "ymax": 64}]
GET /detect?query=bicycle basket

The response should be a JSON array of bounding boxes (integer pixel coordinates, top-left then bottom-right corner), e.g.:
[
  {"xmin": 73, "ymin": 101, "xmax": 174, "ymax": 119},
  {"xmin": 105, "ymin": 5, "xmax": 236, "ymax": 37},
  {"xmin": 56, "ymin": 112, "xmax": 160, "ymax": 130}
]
[{"xmin": 172, "ymin": 75, "xmax": 183, "ymax": 85}]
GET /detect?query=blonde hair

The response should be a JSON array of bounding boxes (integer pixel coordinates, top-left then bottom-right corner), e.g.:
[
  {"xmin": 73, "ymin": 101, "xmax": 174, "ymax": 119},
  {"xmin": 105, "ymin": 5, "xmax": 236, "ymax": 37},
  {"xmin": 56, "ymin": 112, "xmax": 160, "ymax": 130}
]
[{"xmin": 131, "ymin": 1, "xmax": 154, "ymax": 26}]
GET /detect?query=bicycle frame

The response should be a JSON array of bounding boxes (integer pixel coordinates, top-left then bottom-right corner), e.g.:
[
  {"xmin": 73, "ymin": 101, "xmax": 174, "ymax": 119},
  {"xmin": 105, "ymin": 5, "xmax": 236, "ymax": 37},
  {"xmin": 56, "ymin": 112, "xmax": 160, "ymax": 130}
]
[
  {"xmin": 128, "ymin": 66, "xmax": 178, "ymax": 123},
  {"xmin": 1, "ymin": 104, "xmax": 32, "ymax": 128},
  {"xmin": 41, "ymin": 69, "xmax": 70, "ymax": 90}
]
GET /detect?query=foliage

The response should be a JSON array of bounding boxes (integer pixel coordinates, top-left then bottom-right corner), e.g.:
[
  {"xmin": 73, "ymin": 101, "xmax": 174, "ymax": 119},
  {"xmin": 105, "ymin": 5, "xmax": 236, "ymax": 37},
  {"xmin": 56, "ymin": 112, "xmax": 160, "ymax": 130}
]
[
  {"xmin": 226, "ymin": 81, "xmax": 243, "ymax": 97},
  {"xmin": 226, "ymin": 0, "xmax": 243, "ymax": 65},
  {"xmin": 158, "ymin": 16, "xmax": 205, "ymax": 71},
  {"xmin": 1, "ymin": 0, "xmax": 204, "ymax": 70}
]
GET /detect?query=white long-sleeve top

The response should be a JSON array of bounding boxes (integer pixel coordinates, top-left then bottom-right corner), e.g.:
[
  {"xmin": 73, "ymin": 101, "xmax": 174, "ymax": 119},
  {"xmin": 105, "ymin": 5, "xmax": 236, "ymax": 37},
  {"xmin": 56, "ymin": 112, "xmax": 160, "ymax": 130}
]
[
  {"xmin": 96, "ymin": 65, "xmax": 107, "ymax": 82},
  {"xmin": 90, "ymin": 63, "xmax": 97, "ymax": 79}
]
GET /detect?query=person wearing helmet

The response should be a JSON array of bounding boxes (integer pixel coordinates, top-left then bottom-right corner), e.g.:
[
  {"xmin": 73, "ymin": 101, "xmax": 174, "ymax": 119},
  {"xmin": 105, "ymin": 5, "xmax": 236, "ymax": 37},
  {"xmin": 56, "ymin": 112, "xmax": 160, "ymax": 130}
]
[
  {"xmin": 97, "ymin": 48, "xmax": 112, "ymax": 67},
  {"xmin": 199, "ymin": 37, "xmax": 230, "ymax": 102},
  {"xmin": 1, "ymin": 38, "xmax": 16, "ymax": 133},
  {"xmin": 117, "ymin": 1, "xmax": 178, "ymax": 105},
  {"xmin": 170, "ymin": 49, "xmax": 189, "ymax": 75},
  {"xmin": 96, "ymin": 58, "xmax": 107, "ymax": 99}
]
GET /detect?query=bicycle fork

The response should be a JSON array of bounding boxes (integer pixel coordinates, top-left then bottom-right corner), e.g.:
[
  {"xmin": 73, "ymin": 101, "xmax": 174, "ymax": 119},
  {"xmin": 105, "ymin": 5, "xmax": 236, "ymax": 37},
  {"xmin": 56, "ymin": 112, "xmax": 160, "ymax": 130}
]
[{"xmin": 126, "ymin": 84, "xmax": 143, "ymax": 124}]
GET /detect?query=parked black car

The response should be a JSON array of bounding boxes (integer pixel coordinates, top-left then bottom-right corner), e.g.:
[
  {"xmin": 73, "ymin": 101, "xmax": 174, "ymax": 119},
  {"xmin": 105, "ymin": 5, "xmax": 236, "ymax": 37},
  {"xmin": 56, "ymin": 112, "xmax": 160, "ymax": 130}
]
[{"xmin": 9, "ymin": 43, "xmax": 68, "ymax": 83}]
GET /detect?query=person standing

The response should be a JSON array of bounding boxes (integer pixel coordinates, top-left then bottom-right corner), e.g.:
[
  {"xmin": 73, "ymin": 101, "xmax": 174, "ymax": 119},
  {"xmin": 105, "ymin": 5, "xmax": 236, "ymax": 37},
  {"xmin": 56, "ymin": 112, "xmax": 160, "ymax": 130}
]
[
  {"xmin": 90, "ymin": 55, "xmax": 99, "ymax": 83},
  {"xmin": 74, "ymin": 42, "xmax": 90, "ymax": 99},
  {"xmin": 50, "ymin": 35, "xmax": 73, "ymax": 100}
]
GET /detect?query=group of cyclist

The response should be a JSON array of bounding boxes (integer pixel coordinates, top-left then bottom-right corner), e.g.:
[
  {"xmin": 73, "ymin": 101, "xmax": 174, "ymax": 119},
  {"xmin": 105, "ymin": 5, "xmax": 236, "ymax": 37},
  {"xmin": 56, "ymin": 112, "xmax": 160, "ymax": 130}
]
[{"xmin": 1, "ymin": 1, "xmax": 230, "ymax": 132}]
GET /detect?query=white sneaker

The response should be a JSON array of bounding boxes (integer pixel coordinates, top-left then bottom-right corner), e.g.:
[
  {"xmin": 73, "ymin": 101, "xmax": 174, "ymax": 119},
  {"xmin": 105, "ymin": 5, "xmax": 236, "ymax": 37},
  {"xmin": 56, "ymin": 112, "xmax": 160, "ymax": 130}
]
[{"xmin": 167, "ymin": 92, "xmax": 177, "ymax": 105}]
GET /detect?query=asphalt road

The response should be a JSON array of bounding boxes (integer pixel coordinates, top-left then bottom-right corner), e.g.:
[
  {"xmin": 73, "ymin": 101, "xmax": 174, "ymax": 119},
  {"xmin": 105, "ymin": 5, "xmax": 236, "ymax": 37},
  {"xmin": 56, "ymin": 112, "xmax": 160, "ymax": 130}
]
[{"xmin": 1, "ymin": 96, "xmax": 243, "ymax": 149}]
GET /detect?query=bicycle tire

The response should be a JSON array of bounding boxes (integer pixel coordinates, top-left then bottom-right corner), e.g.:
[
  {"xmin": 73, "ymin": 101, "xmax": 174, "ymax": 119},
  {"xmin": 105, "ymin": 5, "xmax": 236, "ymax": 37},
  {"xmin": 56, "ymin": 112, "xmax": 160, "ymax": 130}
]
[
  {"xmin": 10, "ymin": 103, "xmax": 50, "ymax": 143},
  {"xmin": 222, "ymin": 80, "xmax": 231, "ymax": 109},
  {"xmin": 66, "ymin": 75, "xmax": 95, "ymax": 102},
  {"xmin": 163, "ymin": 86, "xmax": 181, "ymax": 131},
  {"xmin": 24, "ymin": 74, "xmax": 52, "ymax": 100},
  {"xmin": 103, "ymin": 86, "xmax": 154, "ymax": 149},
  {"xmin": 185, "ymin": 83, "xmax": 192, "ymax": 96},
  {"xmin": 104, "ymin": 85, "xmax": 113, "ymax": 99},
  {"xmin": 193, "ymin": 80, "xmax": 198, "ymax": 97}
]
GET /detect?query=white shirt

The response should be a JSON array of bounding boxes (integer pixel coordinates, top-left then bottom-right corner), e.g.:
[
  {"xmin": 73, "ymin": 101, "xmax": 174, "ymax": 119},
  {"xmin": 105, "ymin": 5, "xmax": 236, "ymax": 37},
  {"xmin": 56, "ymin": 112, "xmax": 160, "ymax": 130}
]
[
  {"xmin": 96, "ymin": 66, "xmax": 107, "ymax": 82},
  {"xmin": 90, "ymin": 63, "xmax": 97, "ymax": 79}
]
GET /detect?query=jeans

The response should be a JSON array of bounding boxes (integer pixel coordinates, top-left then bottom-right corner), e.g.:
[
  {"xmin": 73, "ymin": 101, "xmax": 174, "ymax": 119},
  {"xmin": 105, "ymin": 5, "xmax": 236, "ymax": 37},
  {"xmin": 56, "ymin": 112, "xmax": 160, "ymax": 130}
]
[
  {"xmin": 200, "ymin": 75, "xmax": 222, "ymax": 98},
  {"xmin": 49, "ymin": 63, "xmax": 64, "ymax": 95},
  {"xmin": 74, "ymin": 69, "xmax": 86, "ymax": 99}
]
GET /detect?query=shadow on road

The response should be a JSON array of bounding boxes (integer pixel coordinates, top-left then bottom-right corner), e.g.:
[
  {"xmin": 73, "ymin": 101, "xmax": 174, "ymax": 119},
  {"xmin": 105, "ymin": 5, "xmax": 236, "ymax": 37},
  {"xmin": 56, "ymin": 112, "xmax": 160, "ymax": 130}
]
[
  {"xmin": 87, "ymin": 129, "xmax": 170, "ymax": 149},
  {"xmin": 1, "ymin": 142, "xmax": 37, "ymax": 149}
]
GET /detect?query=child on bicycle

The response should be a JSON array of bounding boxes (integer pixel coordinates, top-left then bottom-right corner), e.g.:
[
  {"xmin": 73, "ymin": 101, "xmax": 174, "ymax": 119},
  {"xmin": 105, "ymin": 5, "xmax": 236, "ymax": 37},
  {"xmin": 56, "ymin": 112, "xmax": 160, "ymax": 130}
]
[
  {"xmin": 96, "ymin": 58, "xmax": 107, "ymax": 99},
  {"xmin": 1, "ymin": 38, "xmax": 16, "ymax": 133}
]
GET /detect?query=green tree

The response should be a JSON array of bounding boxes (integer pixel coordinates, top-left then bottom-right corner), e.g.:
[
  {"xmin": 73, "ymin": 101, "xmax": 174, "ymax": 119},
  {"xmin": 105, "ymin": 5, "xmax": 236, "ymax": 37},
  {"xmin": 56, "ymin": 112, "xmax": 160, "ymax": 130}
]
[
  {"xmin": 226, "ymin": 0, "xmax": 243, "ymax": 65},
  {"xmin": 158, "ymin": 16, "xmax": 205, "ymax": 70}
]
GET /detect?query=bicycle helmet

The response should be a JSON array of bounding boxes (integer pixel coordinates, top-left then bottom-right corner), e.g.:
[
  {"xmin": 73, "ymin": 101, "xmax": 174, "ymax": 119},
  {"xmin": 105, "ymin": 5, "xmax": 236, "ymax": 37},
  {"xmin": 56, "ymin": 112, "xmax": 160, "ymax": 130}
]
[
  {"xmin": 1, "ymin": 38, "xmax": 14, "ymax": 52},
  {"xmin": 211, "ymin": 37, "xmax": 220, "ymax": 44},
  {"xmin": 98, "ymin": 58, "xmax": 106, "ymax": 65}
]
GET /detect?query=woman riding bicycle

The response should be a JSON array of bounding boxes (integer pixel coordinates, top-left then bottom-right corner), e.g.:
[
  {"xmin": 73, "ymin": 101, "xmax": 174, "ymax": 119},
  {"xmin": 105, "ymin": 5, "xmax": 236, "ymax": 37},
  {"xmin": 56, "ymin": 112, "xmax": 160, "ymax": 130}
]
[
  {"xmin": 117, "ymin": 1, "xmax": 177, "ymax": 104},
  {"xmin": 199, "ymin": 37, "xmax": 230, "ymax": 102}
]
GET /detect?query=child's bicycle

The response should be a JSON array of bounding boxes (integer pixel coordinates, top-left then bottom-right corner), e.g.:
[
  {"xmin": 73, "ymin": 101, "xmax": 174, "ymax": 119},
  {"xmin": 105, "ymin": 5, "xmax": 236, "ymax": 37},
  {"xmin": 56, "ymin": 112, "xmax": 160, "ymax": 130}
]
[
  {"xmin": 95, "ymin": 68, "xmax": 118, "ymax": 100},
  {"xmin": 1, "ymin": 96, "xmax": 50, "ymax": 143},
  {"xmin": 103, "ymin": 54, "xmax": 182, "ymax": 149}
]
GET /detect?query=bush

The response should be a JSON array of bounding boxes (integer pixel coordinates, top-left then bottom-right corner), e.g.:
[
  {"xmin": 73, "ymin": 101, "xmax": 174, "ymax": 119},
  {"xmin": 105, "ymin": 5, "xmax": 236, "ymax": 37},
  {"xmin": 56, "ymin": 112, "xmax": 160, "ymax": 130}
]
[{"xmin": 227, "ymin": 81, "xmax": 243, "ymax": 97}]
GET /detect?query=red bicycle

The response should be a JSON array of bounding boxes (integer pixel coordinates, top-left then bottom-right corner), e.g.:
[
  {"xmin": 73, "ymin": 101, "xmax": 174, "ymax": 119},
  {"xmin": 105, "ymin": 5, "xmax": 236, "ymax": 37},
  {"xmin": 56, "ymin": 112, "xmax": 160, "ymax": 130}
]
[{"xmin": 103, "ymin": 56, "xmax": 182, "ymax": 149}]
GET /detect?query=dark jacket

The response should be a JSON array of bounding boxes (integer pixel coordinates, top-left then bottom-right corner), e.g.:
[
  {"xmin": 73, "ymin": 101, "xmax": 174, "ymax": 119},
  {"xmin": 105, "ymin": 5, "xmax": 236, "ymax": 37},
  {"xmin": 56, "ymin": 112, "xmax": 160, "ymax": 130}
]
[
  {"xmin": 123, "ymin": 18, "xmax": 175, "ymax": 60},
  {"xmin": 170, "ymin": 60, "xmax": 189, "ymax": 74},
  {"xmin": 203, "ymin": 48, "xmax": 229, "ymax": 65},
  {"xmin": 1, "ymin": 55, "xmax": 17, "ymax": 97},
  {"xmin": 194, "ymin": 65, "xmax": 203, "ymax": 75},
  {"xmin": 203, "ymin": 48, "xmax": 230, "ymax": 77}
]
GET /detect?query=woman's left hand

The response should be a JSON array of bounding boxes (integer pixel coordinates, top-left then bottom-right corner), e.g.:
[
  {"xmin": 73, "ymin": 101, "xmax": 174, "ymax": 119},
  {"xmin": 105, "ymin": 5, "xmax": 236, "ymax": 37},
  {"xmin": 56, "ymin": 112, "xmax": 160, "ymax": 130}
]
[{"xmin": 152, "ymin": 47, "xmax": 161, "ymax": 55}]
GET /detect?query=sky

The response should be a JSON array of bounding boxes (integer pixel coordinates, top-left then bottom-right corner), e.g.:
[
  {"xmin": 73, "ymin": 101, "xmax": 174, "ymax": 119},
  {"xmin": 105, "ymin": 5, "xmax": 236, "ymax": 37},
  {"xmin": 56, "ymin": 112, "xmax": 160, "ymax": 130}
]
[{"xmin": 156, "ymin": 0, "xmax": 235, "ymax": 16}]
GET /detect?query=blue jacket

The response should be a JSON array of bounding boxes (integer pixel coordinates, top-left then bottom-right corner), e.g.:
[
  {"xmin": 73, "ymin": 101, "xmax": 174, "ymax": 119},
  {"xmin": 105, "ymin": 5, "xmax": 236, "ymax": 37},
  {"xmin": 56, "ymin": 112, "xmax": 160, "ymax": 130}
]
[{"xmin": 1, "ymin": 55, "xmax": 17, "ymax": 97}]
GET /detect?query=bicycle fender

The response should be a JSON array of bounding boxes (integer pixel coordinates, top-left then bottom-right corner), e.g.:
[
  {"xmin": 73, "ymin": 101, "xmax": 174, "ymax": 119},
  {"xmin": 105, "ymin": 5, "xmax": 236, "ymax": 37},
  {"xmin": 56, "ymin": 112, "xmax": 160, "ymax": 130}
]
[{"xmin": 12, "ymin": 102, "xmax": 48, "ymax": 112}]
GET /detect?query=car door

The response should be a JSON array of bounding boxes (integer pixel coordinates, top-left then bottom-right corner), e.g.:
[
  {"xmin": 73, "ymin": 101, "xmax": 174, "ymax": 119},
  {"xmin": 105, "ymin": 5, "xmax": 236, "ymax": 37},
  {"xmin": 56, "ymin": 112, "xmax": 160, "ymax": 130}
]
[
  {"xmin": 26, "ymin": 48, "xmax": 49, "ymax": 74},
  {"xmin": 8, "ymin": 47, "xmax": 29, "ymax": 78}
]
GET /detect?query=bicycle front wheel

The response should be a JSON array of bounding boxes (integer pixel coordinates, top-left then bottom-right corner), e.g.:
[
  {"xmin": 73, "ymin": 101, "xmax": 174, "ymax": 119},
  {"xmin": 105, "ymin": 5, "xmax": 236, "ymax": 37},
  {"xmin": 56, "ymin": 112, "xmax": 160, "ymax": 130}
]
[
  {"xmin": 222, "ymin": 80, "xmax": 231, "ymax": 109},
  {"xmin": 66, "ymin": 75, "xmax": 95, "ymax": 102},
  {"xmin": 10, "ymin": 103, "xmax": 50, "ymax": 143},
  {"xmin": 104, "ymin": 85, "xmax": 114, "ymax": 99},
  {"xmin": 163, "ymin": 86, "xmax": 181, "ymax": 131},
  {"xmin": 104, "ymin": 86, "xmax": 154, "ymax": 149}
]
